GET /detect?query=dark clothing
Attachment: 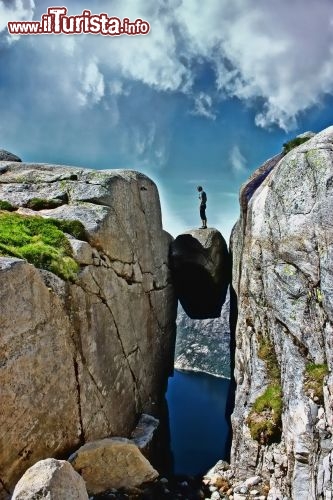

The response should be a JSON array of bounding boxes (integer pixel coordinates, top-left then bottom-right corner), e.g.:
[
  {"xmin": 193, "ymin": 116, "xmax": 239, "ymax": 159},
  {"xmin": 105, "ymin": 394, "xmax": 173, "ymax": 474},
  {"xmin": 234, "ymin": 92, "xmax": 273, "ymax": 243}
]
[
  {"xmin": 199, "ymin": 190, "xmax": 207, "ymax": 220},
  {"xmin": 198, "ymin": 189, "xmax": 207, "ymax": 227},
  {"xmin": 199, "ymin": 191, "xmax": 207, "ymax": 205}
]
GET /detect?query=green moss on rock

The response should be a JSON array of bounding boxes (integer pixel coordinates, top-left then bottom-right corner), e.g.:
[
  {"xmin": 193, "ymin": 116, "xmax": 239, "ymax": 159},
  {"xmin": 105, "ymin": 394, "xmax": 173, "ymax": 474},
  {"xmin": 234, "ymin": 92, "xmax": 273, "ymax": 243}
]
[
  {"xmin": 0, "ymin": 211, "xmax": 84, "ymax": 280},
  {"xmin": 315, "ymin": 288, "xmax": 324, "ymax": 304},
  {"xmin": 26, "ymin": 198, "xmax": 63, "ymax": 210},
  {"xmin": 0, "ymin": 200, "xmax": 15, "ymax": 211},
  {"xmin": 247, "ymin": 331, "xmax": 282, "ymax": 444},
  {"xmin": 257, "ymin": 332, "xmax": 280, "ymax": 382},
  {"xmin": 247, "ymin": 384, "xmax": 283, "ymax": 443},
  {"xmin": 304, "ymin": 363, "xmax": 328, "ymax": 404},
  {"xmin": 283, "ymin": 136, "xmax": 311, "ymax": 155}
]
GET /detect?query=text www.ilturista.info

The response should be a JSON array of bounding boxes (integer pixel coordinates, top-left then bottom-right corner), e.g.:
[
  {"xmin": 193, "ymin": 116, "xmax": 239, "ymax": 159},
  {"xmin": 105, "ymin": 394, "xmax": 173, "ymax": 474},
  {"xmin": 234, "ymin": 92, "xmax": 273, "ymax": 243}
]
[{"xmin": 7, "ymin": 7, "xmax": 150, "ymax": 36}]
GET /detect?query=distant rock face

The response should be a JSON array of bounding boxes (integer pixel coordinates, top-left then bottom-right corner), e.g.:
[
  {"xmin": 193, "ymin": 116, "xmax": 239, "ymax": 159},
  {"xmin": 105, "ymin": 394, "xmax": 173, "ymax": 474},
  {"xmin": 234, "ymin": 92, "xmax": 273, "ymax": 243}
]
[
  {"xmin": 0, "ymin": 164, "xmax": 177, "ymax": 498},
  {"xmin": 170, "ymin": 228, "xmax": 230, "ymax": 319},
  {"xmin": 230, "ymin": 126, "xmax": 333, "ymax": 499},
  {"xmin": 0, "ymin": 150, "xmax": 21, "ymax": 162},
  {"xmin": 175, "ymin": 292, "xmax": 230, "ymax": 378},
  {"xmin": 12, "ymin": 459, "xmax": 88, "ymax": 500},
  {"xmin": 69, "ymin": 438, "xmax": 158, "ymax": 494}
]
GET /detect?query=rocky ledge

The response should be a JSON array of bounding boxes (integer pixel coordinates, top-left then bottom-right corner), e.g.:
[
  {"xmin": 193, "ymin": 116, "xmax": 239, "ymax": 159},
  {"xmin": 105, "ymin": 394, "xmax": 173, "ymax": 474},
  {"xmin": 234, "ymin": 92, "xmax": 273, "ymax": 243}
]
[{"xmin": 0, "ymin": 162, "xmax": 177, "ymax": 497}]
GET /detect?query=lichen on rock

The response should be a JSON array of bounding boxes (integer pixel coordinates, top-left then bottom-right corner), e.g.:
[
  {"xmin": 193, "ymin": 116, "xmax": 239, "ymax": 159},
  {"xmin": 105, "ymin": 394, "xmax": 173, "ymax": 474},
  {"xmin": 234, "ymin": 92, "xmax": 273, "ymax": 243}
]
[
  {"xmin": 0, "ymin": 163, "xmax": 177, "ymax": 498},
  {"xmin": 230, "ymin": 126, "xmax": 333, "ymax": 499}
]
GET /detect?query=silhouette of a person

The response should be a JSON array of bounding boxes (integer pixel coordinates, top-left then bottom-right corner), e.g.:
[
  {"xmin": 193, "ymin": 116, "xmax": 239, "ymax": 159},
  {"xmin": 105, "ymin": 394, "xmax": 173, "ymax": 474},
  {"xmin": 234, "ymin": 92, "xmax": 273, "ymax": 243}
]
[{"xmin": 197, "ymin": 186, "xmax": 207, "ymax": 229}]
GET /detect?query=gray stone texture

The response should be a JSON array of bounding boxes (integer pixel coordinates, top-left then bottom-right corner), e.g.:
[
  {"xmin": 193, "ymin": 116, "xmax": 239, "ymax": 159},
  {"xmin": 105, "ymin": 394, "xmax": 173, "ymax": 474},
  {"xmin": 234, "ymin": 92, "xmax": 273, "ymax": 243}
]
[
  {"xmin": 230, "ymin": 126, "xmax": 333, "ymax": 499},
  {"xmin": 0, "ymin": 150, "xmax": 21, "ymax": 162},
  {"xmin": 69, "ymin": 438, "xmax": 158, "ymax": 494},
  {"xmin": 0, "ymin": 164, "xmax": 177, "ymax": 497},
  {"xmin": 11, "ymin": 459, "xmax": 88, "ymax": 500}
]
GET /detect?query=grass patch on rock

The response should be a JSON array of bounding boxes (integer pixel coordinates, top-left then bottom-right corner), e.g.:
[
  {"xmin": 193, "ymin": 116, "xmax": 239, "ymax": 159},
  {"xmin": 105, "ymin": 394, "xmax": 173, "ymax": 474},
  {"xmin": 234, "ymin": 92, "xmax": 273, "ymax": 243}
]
[
  {"xmin": 26, "ymin": 197, "xmax": 63, "ymax": 210},
  {"xmin": 283, "ymin": 136, "xmax": 311, "ymax": 155},
  {"xmin": 248, "ymin": 384, "xmax": 283, "ymax": 443},
  {"xmin": 247, "ymin": 331, "xmax": 282, "ymax": 444},
  {"xmin": 304, "ymin": 363, "xmax": 328, "ymax": 405},
  {"xmin": 0, "ymin": 211, "xmax": 85, "ymax": 280},
  {"xmin": 257, "ymin": 333, "xmax": 280, "ymax": 382},
  {"xmin": 0, "ymin": 200, "xmax": 15, "ymax": 211}
]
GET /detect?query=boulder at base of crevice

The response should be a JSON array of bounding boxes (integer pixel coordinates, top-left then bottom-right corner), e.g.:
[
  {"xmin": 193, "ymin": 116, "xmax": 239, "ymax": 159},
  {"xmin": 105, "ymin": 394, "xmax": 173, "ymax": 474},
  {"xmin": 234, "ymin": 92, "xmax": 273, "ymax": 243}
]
[
  {"xmin": 12, "ymin": 459, "xmax": 88, "ymax": 500},
  {"xmin": 69, "ymin": 438, "xmax": 159, "ymax": 494},
  {"xmin": 170, "ymin": 228, "xmax": 230, "ymax": 319}
]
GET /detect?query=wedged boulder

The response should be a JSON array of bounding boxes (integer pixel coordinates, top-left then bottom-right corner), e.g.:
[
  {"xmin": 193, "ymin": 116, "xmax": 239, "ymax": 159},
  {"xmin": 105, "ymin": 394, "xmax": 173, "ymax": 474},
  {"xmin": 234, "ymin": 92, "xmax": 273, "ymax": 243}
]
[
  {"xmin": 0, "ymin": 149, "xmax": 21, "ymax": 162},
  {"xmin": 12, "ymin": 459, "xmax": 88, "ymax": 499},
  {"xmin": 69, "ymin": 438, "xmax": 158, "ymax": 494},
  {"xmin": 170, "ymin": 228, "xmax": 230, "ymax": 319}
]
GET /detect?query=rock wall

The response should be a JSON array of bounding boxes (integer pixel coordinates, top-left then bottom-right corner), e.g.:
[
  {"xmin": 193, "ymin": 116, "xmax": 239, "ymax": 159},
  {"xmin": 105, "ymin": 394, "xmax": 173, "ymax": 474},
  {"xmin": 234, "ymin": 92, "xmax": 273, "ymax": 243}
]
[
  {"xmin": 0, "ymin": 163, "xmax": 177, "ymax": 497},
  {"xmin": 230, "ymin": 127, "xmax": 333, "ymax": 499}
]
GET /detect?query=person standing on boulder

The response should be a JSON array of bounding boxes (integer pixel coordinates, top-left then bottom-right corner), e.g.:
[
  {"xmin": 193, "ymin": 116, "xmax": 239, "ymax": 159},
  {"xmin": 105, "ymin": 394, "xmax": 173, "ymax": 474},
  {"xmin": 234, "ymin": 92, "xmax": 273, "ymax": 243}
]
[{"xmin": 197, "ymin": 186, "xmax": 207, "ymax": 229}]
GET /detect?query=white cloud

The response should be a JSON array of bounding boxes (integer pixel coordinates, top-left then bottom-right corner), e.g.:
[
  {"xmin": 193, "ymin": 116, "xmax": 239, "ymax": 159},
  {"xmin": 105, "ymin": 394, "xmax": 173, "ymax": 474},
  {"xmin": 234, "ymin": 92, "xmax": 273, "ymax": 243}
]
[
  {"xmin": 175, "ymin": 0, "xmax": 333, "ymax": 130},
  {"xmin": 0, "ymin": 0, "xmax": 35, "ymax": 33},
  {"xmin": 4, "ymin": 0, "xmax": 333, "ymax": 135},
  {"xmin": 230, "ymin": 145, "xmax": 247, "ymax": 174},
  {"xmin": 192, "ymin": 92, "xmax": 216, "ymax": 119},
  {"xmin": 109, "ymin": 80, "xmax": 129, "ymax": 96},
  {"xmin": 77, "ymin": 60, "xmax": 105, "ymax": 106}
]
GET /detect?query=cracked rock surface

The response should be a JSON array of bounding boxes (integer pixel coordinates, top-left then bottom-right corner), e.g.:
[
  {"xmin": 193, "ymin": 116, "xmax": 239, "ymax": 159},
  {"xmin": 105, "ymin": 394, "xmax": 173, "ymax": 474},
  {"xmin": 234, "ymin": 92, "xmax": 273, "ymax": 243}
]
[
  {"xmin": 0, "ymin": 164, "xmax": 177, "ymax": 498},
  {"xmin": 69, "ymin": 438, "xmax": 158, "ymax": 494},
  {"xmin": 230, "ymin": 126, "xmax": 333, "ymax": 499}
]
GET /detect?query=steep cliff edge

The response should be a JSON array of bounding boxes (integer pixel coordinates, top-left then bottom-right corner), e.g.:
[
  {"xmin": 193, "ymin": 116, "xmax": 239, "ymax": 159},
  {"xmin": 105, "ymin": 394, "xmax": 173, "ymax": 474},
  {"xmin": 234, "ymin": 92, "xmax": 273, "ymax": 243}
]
[
  {"xmin": 0, "ymin": 163, "xmax": 177, "ymax": 497},
  {"xmin": 230, "ymin": 127, "xmax": 333, "ymax": 499}
]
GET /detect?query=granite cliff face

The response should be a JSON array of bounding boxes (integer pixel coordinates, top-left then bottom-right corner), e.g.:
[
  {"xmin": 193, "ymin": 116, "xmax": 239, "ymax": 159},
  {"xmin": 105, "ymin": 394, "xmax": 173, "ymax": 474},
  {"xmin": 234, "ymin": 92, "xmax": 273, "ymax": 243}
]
[
  {"xmin": 0, "ymin": 163, "xmax": 177, "ymax": 497},
  {"xmin": 230, "ymin": 127, "xmax": 333, "ymax": 499}
]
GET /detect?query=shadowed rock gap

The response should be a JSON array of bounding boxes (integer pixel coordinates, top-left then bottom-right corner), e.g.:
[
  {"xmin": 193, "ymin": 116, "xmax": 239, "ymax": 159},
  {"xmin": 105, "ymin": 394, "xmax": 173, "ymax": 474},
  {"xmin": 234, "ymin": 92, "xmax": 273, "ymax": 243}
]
[{"xmin": 169, "ymin": 227, "xmax": 234, "ymax": 472}]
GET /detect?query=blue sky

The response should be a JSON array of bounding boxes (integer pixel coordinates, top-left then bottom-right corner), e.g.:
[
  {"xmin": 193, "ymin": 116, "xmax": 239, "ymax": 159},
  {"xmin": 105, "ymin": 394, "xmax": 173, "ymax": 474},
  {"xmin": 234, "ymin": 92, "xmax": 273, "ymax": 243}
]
[{"xmin": 1, "ymin": 0, "xmax": 333, "ymax": 239}]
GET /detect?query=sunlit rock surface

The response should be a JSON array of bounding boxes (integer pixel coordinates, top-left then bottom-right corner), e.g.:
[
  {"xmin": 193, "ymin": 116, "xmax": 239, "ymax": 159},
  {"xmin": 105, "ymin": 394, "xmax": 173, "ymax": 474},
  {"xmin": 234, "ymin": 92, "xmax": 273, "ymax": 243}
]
[
  {"xmin": 230, "ymin": 126, "xmax": 333, "ymax": 499},
  {"xmin": 0, "ymin": 163, "xmax": 177, "ymax": 498}
]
